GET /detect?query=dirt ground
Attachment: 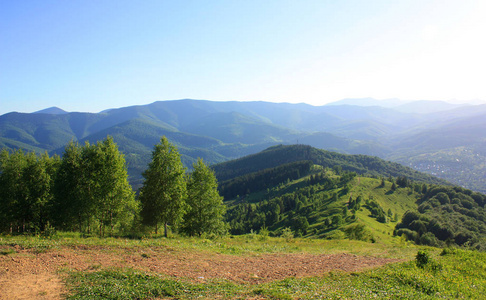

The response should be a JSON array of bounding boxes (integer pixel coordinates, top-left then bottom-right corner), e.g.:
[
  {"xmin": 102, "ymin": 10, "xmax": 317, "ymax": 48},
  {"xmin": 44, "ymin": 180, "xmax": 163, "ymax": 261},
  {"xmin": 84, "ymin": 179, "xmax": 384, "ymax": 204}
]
[{"xmin": 0, "ymin": 245, "xmax": 400, "ymax": 299}]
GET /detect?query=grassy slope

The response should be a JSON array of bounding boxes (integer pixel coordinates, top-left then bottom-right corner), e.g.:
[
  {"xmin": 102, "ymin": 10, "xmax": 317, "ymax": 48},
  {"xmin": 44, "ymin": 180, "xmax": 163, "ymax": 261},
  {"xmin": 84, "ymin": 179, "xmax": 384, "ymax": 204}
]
[
  {"xmin": 224, "ymin": 169, "xmax": 420, "ymax": 242},
  {"xmin": 351, "ymin": 177, "xmax": 417, "ymax": 243}
]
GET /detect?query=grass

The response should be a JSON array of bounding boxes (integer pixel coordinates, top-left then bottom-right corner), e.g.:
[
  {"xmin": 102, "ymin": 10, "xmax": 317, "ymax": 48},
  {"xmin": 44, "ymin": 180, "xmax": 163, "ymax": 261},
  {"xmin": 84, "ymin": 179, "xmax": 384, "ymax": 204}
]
[
  {"xmin": 0, "ymin": 248, "xmax": 16, "ymax": 255},
  {"xmin": 349, "ymin": 177, "xmax": 418, "ymax": 243},
  {"xmin": 2, "ymin": 233, "xmax": 485, "ymax": 299},
  {"xmin": 0, "ymin": 233, "xmax": 419, "ymax": 259},
  {"xmin": 62, "ymin": 248, "xmax": 486, "ymax": 299}
]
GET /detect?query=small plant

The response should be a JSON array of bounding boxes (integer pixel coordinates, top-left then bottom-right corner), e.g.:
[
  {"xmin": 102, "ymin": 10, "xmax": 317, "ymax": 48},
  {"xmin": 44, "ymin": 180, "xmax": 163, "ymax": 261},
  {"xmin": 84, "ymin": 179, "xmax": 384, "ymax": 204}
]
[
  {"xmin": 0, "ymin": 248, "xmax": 16, "ymax": 255},
  {"xmin": 246, "ymin": 229, "xmax": 257, "ymax": 241},
  {"xmin": 41, "ymin": 222, "xmax": 57, "ymax": 238},
  {"xmin": 259, "ymin": 226, "xmax": 269, "ymax": 241},
  {"xmin": 440, "ymin": 247, "xmax": 456, "ymax": 256},
  {"xmin": 281, "ymin": 227, "xmax": 294, "ymax": 242}
]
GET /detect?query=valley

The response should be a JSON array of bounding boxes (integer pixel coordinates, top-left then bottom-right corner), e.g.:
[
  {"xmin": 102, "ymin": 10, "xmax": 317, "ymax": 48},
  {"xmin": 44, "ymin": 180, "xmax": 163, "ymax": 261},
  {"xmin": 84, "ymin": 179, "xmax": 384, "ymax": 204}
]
[{"xmin": 1, "ymin": 99, "xmax": 485, "ymax": 192}]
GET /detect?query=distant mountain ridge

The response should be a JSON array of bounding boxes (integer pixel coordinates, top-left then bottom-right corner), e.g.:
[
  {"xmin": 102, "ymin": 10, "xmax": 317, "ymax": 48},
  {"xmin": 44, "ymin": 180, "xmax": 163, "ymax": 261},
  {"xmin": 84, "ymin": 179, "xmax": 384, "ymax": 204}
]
[
  {"xmin": 33, "ymin": 107, "xmax": 69, "ymax": 115},
  {"xmin": 1, "ymin": 98, "xmax": 485, "ymax": 192}
]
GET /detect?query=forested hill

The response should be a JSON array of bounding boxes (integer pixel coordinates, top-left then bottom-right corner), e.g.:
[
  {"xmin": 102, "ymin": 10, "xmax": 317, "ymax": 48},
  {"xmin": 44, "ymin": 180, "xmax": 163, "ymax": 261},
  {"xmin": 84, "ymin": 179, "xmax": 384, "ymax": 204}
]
[
  {"xmin": 212, "ymin": 144, "xmax": 448, "ymax": 185},
  {"xmin": 217, "ymin": 144, "xmax": 486, "ymax": 250}
]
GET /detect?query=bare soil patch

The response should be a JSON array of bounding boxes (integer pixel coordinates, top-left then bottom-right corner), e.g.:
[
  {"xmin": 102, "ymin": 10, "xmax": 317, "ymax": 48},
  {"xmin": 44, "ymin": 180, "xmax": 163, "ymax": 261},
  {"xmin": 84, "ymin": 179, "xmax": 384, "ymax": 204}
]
[{"xmin": 0, "ymin": 245, "xmax": 400, "ymax": 299}]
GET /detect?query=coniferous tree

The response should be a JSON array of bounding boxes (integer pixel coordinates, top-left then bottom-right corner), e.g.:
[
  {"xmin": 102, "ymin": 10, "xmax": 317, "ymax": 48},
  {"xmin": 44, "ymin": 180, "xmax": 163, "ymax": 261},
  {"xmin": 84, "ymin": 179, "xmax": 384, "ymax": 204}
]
[
  {"xmin": 181, "ymin": 158, "xmax": 227, "ymax": 236},
  {"xmin": 139, "ymin": 137, "xmax": 187, "ymax": 237}
]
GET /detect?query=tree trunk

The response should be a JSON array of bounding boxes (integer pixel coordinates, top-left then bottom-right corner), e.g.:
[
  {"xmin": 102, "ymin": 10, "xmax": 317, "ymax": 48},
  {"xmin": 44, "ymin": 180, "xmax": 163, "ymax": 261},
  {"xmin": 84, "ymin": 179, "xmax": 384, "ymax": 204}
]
[
  {"xmin": 164, "ymin": 223, "xmax": 168, "ymax": 238},
  {"xmin": 110, "ymin": 211, "xmax": 114, "ymax": 235}
]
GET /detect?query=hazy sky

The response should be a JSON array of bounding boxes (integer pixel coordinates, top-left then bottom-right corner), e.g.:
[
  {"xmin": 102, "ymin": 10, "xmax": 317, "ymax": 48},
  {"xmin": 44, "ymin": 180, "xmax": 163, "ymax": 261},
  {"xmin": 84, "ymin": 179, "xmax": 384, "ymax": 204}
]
[{"xmin": 1, "ymin": 0, "xmax": 485, "ymax": 115}]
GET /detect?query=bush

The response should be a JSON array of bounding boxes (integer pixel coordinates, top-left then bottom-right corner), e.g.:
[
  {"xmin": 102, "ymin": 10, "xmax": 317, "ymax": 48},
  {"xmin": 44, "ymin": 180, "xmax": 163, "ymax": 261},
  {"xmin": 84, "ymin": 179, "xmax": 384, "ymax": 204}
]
[
  {"xmin": 343, "ymin": 224, "xmax": 373, "ymax": 242},
  {"xmin": 418, "ymin": 232, "xmax": 440, "ymax": 247},
  {"xmin": 281, "ymin": 227, "xmax": 294, "ymax": 242},
  {"xmin": 415, "ymin": 250, "xmax": 430, "ymax": 268},
  {"xmin": 259, "ymin": 226, "xmax": 269, "ymax": 241},
  {"xmin": 416, "ymin": 250, "xmax": 443, "ymax": 272}
]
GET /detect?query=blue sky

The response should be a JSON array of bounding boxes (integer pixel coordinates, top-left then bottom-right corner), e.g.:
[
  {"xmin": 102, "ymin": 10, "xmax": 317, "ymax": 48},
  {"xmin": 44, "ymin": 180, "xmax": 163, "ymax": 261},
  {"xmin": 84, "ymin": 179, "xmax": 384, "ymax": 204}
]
[{"xmin": 1, "ymin": 0, "xmax": 485, "ymax": 114}]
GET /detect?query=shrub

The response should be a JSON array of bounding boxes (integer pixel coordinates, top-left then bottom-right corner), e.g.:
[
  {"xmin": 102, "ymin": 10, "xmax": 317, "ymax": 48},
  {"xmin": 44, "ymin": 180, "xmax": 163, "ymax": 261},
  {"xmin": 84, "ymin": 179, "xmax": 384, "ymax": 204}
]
[
  {"xmin": 281, "ymin": 227, "xmax": 294, "ymax": 242},
  {"xmin": 415, "ymin": 250, "xmax": 430, "ymax": 268},
  {"xmin": 416, "ymin": 250, "xmax": 443, "ymax": 272},
  {"xmin": 343, "ymin": 224, "xmax": 373, "ymax": 242}
]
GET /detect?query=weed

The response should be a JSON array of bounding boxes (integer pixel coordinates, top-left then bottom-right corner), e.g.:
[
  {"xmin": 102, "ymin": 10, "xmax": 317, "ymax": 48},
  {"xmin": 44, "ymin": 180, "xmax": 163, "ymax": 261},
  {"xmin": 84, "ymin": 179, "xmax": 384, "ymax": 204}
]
[
  {"xmin": 0, "ymin": 248, "xmax": 16, "ymax": 255},
  {"xmin": 281, "ymin": 227, "xmax": 294, "ymax": 242}
]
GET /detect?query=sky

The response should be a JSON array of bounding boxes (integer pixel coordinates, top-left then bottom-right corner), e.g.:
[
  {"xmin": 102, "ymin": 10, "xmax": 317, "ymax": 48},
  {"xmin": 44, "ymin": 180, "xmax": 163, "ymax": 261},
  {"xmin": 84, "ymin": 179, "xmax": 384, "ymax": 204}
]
[{"xmin": 1, "ymin": 0, "xmax": 486, "ymax": 115}]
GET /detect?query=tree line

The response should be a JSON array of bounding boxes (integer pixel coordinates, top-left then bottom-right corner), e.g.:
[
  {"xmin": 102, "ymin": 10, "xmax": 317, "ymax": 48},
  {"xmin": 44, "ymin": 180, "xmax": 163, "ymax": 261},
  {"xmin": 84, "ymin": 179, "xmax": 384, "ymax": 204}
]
[
  {"xmin": 395, "ymin": 185, "xmax": 486, "ymax": 250},
  {"xmin": 218, "ymin": 160, "xmax": 313, "ymax": 200},
  {"xmin": 0, "ymin": 136, "xmax": 226, "ymax": 237}
]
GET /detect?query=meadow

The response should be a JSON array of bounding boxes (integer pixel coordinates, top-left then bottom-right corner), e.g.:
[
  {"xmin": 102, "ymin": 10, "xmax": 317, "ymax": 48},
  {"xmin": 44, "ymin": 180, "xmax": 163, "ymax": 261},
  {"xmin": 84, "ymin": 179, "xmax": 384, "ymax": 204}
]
[{"xmin": 1, "ymin": 233, "xmax": 485, "ymax": 299}]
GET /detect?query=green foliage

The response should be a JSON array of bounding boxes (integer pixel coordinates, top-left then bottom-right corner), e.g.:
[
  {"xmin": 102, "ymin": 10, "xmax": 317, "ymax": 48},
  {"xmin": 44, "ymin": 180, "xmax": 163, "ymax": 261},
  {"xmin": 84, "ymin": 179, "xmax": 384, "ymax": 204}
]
[
  {"xmin": 213, "ymin": 144, "xmax": 446, "ymax": 186},
  {"xmin": 258, "ymin": 225, "xmax": 270, "ymax": 241},
  {"xmin": 218, "ymin": 160, "xmax": 313, "ymax": 199},
  {"xmin": 281, "ymin": 227, "xmax": 294, "ymax": 242},
  {"xmin": 0, "ymin": 149, "xmax": 60, "ymax": 233},
  {"xmin": 66, "ymin": 269, "xmax": 191, "ymax": 299},
  {"xmin": 365, "ymin": 199, "xmax": 388, "ymax": 223},
  {"xmin": 52, "ymin": 137, "xmax": 136, "ymax": 236},
  {"xmin": 139, "ymin": 137, "xmax": 187, "ymax": 237},
  {"xmin": 342, "ymin": 224, "xmax": 373, "ymax": 242},
  {"xmin": 180, "ymin": 158, "xmax": 227, "ymax": 237},
  {"xmin": 51, "ymin": 141, "xmax": 86, "ymax": 231},
  {"xmin": 0, "ymin": 137, "xmax": 137, "ymax": 236},
  {"xmin": 395, "ymin": 185, "xmax": 486, "ymax": 250},
  {"xmin": 415, "ymin": 250, "xmax": 431, "ymax": 268},
  {"xmin": 224, "ymin": 164, "xmax": 422, "ymax": 242}
]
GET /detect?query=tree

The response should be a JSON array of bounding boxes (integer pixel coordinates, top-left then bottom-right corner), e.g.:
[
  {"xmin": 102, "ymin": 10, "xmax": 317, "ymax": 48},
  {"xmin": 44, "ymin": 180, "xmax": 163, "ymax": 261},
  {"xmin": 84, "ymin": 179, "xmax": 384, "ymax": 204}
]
[
  {"xmin": 139, "ymin": 137, "xmax": 187, "ymax": 237},
  {"xmin": 0, "ymin": 150, "xmax": 59, "ymax": 233},
  {"xmin": 52, "ymin": 141, "xmax": 86, "ymax": 231},
  {"xmin": 53, "ymin": 138, "xmax": 136, "ymax": 235},
  {"xmin": 379, "ymin": 177, "xmax": 385, "ymax": 188},
  {"xmin": 0, "ymin": 149, "xmax": 27, "ymax": 232},
  {"xmin": 21, "ymin": 152, "xmax": 60, "ymax": 232},
  {"xmin": 181, "ymin": 158, "xmax": 227, "ymax": 237},
  {"xmin": 89, "ymin": 137, "xmax": 136, "ymax": 236}
]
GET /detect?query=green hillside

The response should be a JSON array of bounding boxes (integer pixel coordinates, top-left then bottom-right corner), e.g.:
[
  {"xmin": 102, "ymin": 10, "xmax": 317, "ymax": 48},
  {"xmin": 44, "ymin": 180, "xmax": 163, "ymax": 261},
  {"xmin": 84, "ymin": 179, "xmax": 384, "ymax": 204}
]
[
  {"xmin": 213, "ymin": 144, "xmax": 448, "ymax": 185},
  {"xmin": 224, "ymin": 167, "xmax": 417, "ymax": 241},
  {"xmin": 217, "ymin": 145, "xmax": 486, "ymax": 250}
]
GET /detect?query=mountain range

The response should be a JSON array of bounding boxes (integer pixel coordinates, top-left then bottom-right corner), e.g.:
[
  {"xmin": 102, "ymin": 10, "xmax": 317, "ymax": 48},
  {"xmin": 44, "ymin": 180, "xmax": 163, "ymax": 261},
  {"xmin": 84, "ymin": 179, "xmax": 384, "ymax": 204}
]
[{"xmin": 1, "ymin": 98, "xmax": 485, "ymax": 192}]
